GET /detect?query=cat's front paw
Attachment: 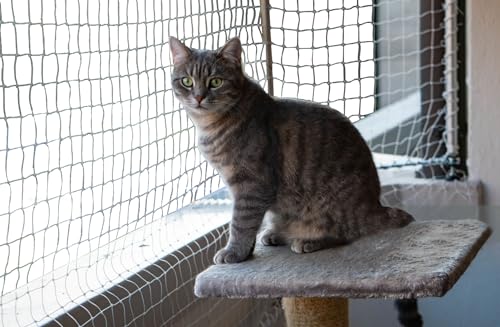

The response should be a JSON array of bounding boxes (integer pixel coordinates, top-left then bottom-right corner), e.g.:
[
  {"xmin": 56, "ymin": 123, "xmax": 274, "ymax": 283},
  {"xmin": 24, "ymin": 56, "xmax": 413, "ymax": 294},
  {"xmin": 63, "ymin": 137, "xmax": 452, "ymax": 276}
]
[{"xmin": 213, "ymin": 246, "xmax": 250, "ymax": 264}]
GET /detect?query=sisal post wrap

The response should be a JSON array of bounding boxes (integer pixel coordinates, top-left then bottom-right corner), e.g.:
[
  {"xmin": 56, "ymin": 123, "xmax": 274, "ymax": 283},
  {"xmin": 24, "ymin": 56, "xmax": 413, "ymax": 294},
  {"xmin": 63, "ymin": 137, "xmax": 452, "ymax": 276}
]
[{"xmin": 282, "ymin": 297, "xmax": 348, "ymax": 327}]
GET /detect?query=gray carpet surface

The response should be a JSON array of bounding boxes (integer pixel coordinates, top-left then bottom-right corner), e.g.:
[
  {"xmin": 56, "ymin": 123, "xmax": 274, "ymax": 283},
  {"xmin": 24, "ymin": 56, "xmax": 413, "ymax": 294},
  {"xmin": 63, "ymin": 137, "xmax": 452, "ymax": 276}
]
[{"xmin": 195, "ymin": 220, "xmax": 490, "ymax": 299}]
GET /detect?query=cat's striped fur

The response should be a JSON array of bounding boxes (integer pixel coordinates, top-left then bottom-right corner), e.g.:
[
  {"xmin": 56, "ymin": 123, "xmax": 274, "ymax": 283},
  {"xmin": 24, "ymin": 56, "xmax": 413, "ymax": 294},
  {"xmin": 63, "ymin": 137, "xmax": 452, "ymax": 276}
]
[{"xmin": 169, "ymin": 37, "xmax": 414, "ymax": 264}]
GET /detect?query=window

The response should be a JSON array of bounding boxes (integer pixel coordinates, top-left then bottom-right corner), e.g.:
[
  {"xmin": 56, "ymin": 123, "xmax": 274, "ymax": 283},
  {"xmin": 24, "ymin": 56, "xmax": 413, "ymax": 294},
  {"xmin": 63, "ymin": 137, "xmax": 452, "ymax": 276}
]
[{"xmin": 0, "ymin": 0, "xmax": 462, "ymax": 326}]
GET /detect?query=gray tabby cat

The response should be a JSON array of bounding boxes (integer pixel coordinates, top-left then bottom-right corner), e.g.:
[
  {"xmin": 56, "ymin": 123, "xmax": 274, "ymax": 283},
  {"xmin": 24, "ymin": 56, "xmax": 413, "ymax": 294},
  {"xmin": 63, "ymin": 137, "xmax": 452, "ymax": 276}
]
[{"xmin": 169, "ymin": 36, "xmax": 414, "ymax": 264}]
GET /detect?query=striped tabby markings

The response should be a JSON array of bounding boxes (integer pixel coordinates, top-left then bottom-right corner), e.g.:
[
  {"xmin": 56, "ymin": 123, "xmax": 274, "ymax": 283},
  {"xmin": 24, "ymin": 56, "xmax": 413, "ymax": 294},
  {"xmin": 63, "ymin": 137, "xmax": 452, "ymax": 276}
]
[{"xmin": 280, "ymin": 126, "xmax": 300, "ymax": 184}]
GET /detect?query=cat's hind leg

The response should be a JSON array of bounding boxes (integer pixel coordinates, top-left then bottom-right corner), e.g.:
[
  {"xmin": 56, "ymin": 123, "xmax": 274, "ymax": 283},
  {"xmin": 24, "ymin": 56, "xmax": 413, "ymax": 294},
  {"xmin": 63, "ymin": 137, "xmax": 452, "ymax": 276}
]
[
  {"xmin": 291, "ymin": 239, "xmax": 324, "ymax": 253},
  {"xmin": 260, "ymin": 229, "xmax": 287, "ymax": 246},
  {"xmin": 286, "ymin": 210, "xmax": 345, "ymax": 253},
  {"xmin": 290, "ymin": 237, "xmax": 341, "ymax": 254},
  {"xmin": 259, "ymin": 212, "xmax": 287, "ymax": 246}
]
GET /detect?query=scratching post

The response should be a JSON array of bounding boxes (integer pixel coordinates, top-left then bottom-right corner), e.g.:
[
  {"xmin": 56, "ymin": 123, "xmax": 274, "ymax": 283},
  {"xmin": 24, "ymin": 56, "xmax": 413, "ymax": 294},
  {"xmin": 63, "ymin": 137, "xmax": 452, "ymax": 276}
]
[
  {"xmin": 282, "ymin": 297, "xmax": 348, "ymax": 327},
  {"xmin": 194, "ymin": 220, "xmax": 490, "ymax": 326}
]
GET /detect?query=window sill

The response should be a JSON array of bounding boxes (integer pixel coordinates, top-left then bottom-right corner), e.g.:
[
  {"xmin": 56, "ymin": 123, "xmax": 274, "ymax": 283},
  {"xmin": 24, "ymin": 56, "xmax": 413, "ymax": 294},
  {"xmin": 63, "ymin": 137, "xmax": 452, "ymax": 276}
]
[
  {"xmin": 1, "ymin": 192, "xmax": 233, "ymax": 326},
  {"xmin": 2, "ymin": 159, "xmax": 482, "ymax": 326}
]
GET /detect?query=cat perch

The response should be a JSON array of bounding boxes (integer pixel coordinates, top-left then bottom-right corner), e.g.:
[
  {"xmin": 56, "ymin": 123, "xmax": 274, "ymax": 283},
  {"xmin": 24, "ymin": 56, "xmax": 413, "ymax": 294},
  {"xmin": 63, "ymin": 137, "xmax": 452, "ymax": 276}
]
[{"xmin": 194, "ymin": 219, "xmax": 490, "ymax": 326}]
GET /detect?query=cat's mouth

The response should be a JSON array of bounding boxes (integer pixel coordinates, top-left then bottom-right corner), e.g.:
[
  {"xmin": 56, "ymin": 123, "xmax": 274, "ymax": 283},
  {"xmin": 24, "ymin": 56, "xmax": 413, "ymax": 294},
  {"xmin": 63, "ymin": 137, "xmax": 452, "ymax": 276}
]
[
  {"xmin": 184, "ymin": 101, "xmax": 208, "ymax": 111},
  {"xmin": 194, "ymin": 104, "xmax": 208, "ymax": 110}
]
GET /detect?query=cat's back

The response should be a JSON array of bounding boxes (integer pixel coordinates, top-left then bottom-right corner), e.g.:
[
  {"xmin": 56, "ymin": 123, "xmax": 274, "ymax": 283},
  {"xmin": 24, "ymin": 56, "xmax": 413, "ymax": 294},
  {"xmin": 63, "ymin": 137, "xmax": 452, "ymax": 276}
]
[{"xmin": 271, "ymin": 97, "xmax": 366, "ymax": 151}]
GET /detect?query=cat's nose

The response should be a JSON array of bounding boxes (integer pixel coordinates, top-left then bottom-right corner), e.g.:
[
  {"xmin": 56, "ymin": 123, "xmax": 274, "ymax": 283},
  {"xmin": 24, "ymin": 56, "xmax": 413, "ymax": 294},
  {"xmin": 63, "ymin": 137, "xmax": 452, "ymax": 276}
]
[{"xmin": 195, "ymin": 95, "xmax": 205, "ymax": 104}]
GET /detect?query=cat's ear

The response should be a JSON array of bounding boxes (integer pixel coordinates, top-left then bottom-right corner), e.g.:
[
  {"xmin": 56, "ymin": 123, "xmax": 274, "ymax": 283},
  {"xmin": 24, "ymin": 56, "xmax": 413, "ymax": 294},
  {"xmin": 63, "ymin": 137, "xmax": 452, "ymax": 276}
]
[
  {"xmin": 218, "ymin": 37, "xmax": 242, "ymax": 65},
  {"xmin": 169, "ymin": 36, "xmax": 191, "ymax": 65}
]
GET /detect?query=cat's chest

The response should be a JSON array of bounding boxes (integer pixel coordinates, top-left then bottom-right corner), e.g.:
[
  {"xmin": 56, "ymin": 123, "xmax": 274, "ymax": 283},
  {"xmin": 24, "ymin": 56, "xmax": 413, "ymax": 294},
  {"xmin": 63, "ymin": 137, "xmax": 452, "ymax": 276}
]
[{"xmin": 197, "ymin": 138, "xmax": 235, "ymax": 176}]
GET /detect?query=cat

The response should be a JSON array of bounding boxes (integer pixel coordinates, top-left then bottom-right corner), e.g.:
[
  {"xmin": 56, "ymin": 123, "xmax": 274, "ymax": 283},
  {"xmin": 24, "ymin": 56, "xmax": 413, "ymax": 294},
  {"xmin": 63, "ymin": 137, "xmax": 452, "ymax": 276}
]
[{"xmin": 169, "ymin": 36, "xmax": 414, "ymax": 264}]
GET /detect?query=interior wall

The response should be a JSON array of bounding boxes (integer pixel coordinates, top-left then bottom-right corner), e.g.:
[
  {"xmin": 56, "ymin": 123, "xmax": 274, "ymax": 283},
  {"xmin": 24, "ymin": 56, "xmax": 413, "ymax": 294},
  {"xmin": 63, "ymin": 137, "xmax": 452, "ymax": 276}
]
[
  {"xmin": 467, "ymin": 0, "xmax": 500, "ymax": 234},
  {"xmin": 467, "ymin": 0, "xmax": 500, "ymax": 205}
]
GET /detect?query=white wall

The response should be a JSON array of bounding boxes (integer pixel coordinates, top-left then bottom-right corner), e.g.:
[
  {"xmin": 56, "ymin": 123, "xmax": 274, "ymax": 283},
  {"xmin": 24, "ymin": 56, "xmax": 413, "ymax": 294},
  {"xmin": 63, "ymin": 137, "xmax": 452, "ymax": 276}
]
[{"xmin": 467, "ymin": 0, "xmax": 500, "ymax": 208}]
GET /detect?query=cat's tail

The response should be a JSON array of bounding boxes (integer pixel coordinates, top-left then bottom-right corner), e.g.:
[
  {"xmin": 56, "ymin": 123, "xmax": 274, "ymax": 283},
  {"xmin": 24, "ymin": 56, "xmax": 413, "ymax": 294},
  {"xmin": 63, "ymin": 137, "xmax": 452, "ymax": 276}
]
[{"xmin": 383, "ymin": 207, "xmax": 415, "ymax": 228}]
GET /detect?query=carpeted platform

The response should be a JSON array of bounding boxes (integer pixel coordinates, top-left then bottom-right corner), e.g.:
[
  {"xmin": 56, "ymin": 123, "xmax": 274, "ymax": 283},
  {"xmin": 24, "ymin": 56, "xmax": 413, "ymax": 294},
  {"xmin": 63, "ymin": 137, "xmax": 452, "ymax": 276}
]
[{"xmin": 195, "ymin": 220, "xmax": 490, "ymax": 299}]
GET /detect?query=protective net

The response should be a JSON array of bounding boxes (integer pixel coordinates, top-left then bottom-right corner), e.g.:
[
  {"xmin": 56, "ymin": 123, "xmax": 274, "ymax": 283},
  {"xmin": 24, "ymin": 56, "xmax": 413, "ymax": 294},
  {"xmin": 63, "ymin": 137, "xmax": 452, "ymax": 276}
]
[
  {"xmin": 0, "ymin": 0, "xmax": 465, "ymax": 326},
  {"xmin": 268, "ymin": 0, "xmax": 461, "ymax": 178},
  {"xmin": 0, "ymin": 0, "xmax": 275, "ymax": 325}
]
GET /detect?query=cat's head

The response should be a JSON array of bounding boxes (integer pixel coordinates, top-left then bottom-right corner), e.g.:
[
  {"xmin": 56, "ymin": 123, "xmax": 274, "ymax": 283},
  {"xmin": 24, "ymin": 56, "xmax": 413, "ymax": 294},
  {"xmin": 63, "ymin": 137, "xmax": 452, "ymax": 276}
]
[{"xmin": 169, "ymin": 37, "xmax": 245, "ymax": 113}]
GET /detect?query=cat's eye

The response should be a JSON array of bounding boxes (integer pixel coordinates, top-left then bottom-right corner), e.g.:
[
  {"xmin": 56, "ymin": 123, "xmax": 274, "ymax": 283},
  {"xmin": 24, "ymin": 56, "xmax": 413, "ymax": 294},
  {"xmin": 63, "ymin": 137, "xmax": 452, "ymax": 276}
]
[
  {"xmin": 181, "ymin": 77, "xmax": 193, "ymax": 88},
  {"xmin": 209, "ymin": 78, "xmax": 223, "ymax": 89}
]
